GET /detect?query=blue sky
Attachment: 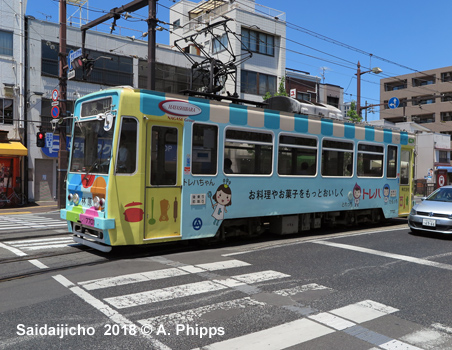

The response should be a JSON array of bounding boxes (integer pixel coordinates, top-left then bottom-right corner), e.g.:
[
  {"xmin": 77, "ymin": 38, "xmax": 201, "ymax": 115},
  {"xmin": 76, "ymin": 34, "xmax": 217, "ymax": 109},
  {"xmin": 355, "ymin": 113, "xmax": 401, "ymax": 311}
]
[{"xmin": 25, "ymin": 0, "xmax": 452, "ymax": 121}]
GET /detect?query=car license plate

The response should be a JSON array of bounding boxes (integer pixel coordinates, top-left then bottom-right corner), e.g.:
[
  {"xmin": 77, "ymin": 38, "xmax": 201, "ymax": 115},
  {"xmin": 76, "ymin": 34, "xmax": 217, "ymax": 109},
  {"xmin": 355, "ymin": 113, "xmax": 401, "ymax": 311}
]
[{"xmin": 423, "ymin": 218, "xmax": 436, "ymax": 227}]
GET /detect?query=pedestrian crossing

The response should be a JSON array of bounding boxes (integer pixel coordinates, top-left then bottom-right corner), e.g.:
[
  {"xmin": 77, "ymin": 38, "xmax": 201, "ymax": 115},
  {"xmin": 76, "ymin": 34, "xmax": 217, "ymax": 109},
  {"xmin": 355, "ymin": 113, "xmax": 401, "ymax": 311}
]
[
  {"xmin": 0, "ymin": 214, "xmax": 67, "ymax": 231},
  {"xmin": 6, "ymin": 236, "xmax": 75, "ymax": 251},
  {"xmin": 53, "ymin": 257, "xmax": 452, "ymax": 350}
]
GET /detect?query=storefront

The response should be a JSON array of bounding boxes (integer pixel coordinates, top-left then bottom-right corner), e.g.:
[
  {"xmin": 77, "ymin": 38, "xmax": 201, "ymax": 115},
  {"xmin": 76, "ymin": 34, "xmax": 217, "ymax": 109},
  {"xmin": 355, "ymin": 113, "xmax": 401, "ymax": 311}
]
[{"xmin": 0, "ymin": 140, "xmax": 27, "ymax": 197}]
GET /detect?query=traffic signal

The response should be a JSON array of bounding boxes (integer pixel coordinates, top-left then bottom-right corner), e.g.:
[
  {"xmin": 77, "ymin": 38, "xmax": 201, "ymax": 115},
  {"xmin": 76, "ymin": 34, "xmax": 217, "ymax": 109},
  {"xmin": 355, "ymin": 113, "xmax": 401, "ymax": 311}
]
[
  {"xmin": 83, "ymin": 54, "xmax": 94, "ymax": 78},
  {"xmin": 72, "ymin": 56, "xmax": 83, "ymax": 70},
  {"xmin": 36, "ymin": 131, "xmax": 45, "ymax": 147}
]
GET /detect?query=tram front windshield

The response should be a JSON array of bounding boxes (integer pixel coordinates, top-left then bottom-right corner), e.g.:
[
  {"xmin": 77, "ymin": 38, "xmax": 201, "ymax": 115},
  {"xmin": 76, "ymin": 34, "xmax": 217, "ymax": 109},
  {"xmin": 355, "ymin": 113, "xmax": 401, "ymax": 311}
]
[{"xmin": 69, "ymin": 119, "xmax": 114, "ymax": 174}]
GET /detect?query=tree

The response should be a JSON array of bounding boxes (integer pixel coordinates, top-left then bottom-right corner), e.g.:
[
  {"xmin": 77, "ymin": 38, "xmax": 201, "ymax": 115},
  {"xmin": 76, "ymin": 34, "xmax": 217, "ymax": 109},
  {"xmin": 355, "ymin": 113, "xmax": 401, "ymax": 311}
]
[
  {"xmin": 347, "ymin": 100, "xmax": 362, "ymax": 123},
  {"xmin": 263, "ymin": 76, "xmax": 287, "ymax": 101}
]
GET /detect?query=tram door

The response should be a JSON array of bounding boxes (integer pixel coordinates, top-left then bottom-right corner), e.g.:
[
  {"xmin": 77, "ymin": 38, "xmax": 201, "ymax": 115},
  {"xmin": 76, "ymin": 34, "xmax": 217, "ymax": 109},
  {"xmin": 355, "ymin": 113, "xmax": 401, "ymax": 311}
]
[
  {"xmin": 398, "ymin": 146, "xmax": 414, "ymax": 216},
  {"xmin": 144, "ymin": 122, "xmax": 182, "ymax": 240}
]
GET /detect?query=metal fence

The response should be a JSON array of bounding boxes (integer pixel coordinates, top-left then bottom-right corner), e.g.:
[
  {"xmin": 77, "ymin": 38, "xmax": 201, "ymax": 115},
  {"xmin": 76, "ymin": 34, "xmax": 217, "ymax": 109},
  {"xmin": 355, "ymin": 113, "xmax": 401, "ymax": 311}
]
[{"xmin": 414, "ymin": 179, "xmax": 436, "ymax": 197}]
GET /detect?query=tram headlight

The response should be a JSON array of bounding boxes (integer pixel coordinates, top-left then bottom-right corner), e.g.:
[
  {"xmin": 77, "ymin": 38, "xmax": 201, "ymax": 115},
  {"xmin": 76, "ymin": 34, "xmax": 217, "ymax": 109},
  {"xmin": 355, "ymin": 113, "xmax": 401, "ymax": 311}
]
[
  {"xmin": 93, "ymin": 196, "xmax": 105, "ymax": 210},
  {"xmin": 67, "ymin": 193, "xmax": 73, "ymax": 202},
  {"xmin": 72, "ymin": 193, "xmax": 80, "ymax": 205}
]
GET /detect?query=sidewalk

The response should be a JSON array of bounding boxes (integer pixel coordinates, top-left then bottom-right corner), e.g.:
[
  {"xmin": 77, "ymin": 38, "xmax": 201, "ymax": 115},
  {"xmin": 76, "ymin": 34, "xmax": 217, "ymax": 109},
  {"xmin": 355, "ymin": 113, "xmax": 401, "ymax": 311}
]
[{"xmin": 0, "ymin": 201, "xmax": 59, "ymax": 215}]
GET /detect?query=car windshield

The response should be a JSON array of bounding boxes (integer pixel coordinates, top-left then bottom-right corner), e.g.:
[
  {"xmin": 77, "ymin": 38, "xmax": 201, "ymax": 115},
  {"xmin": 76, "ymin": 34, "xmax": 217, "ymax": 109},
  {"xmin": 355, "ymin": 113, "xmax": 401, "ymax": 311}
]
[{"xmin": 426, "ymin": 188, "xmax": 452, "ymax": 202}]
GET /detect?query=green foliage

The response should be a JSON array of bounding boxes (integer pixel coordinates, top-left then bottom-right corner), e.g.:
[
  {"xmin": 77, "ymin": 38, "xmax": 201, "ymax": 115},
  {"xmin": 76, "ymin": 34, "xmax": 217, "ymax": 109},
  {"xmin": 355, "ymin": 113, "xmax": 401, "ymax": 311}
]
[
  {"xmin": 347, "ymin": 100, "xmax": 362, "ymax": 123},
  {"xmin": 262, "ymin": 76, "xmax": 287, "ymax": 100}
]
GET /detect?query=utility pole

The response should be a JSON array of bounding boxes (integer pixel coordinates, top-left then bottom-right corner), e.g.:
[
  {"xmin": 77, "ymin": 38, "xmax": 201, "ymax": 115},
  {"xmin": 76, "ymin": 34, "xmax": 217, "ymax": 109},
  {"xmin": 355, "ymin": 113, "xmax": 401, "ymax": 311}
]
[{"xmin": 58, "ymin": 0, "xmax": 68, "ymax": 209}]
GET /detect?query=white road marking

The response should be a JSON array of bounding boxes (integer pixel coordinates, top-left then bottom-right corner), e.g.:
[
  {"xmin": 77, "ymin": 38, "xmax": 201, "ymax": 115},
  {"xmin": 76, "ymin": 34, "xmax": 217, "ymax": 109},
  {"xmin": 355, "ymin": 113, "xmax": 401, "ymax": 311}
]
[
  {"xmin": 191, "ymin": 318, "xmax": 334, "ymax": 350},
  {"xmin": 138, "ymin": 297, "xmax": 267, "ymax": 328},
  {"xmin": 379, "ymin": 339, "xmax": 424, "ymax": 350},
  {"xmin": 273, "ymin": 283, "xmax": 332, "ymax": 296},
  {"xmin": 8, "ymin": 237, "xmax": 72, "ymax": 244},
  {"xmin": 329, "ymin": 303, "xmax": 394, "ymax": 323},
  {"xmin": 313, "ymin": 240, "xmax": 452, "ymax": 271},
  {"xmin": 105, "ymin": 280, "xmax": 228, "ymax": 309},
  {"xmin": 52, "ymin": 275, "xmax": 171, "ymax": 350},
  {"xmin": 79, "ymin": 259, "xmax": 251, "ymax": 290},
  {"xmin": 0, "ymin": 241, "xmax": 27, "ymax": 256},
  {"xmin": 401, "ymin": 328, "xmax": 452, "ymax": 350},
  {"xmin": 104, "ymin": 270, "xmax": 290, "ymax": 309},
  {"xmin": 309, "ymin": 312, "xmax": 355, "ymax": 330},
  {"xmin": 29, "ymin": 259, "xmax": 49, "ymax": 269},
  {"xmin": 17, "ymin": 244, "xmax": 72, "ymax": 251},
  {"xmin": 80, "ymin": 268, "xmax": 190, "ymax": 290}
]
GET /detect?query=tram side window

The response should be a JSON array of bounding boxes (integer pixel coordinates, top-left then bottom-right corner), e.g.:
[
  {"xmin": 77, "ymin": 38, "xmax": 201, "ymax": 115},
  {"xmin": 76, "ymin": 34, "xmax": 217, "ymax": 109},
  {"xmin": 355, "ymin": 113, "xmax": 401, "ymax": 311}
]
[
  {"xmin": 321, "ymin": 139, "xmax": 354, "ymax": 177},
  {"xmin": 116, "ymin": 118, "xmax": 138, "ymax": 174},
  {"xmin": 151, "ymin": 126, "xmax": 178, "ymax": 186},
  {"xmin": 400, "ymin": 149, "xmax": 411, "ymax": 185},
  {"xmin": 357, "ymin": 143, "xmax": 384, "ymax": 177},
  {"xmin": 224, "ymin": 129, "xmax": 273, "ymax": 175},
  {"xmin": 278, "ymin": 134, "xmax": 317, "ymax": 176},
  {"xmin": 387, "ymin": 145, "xmax": 398, "ymax": 178},
  {"xmin": 192, "ymin": 124, "xmax": 218, "ymax": 175}
]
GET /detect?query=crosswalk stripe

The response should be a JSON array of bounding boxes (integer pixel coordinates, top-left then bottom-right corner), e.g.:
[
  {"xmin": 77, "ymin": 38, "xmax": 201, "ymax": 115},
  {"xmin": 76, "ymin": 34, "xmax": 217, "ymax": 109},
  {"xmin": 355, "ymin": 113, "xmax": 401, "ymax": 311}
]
[
  {"xmin": 105, "ymin": 280, "xmax": 228, "ymax": 309},
  {"xmin": 138, "ymin": 297, "xmax": 266, "ymax": 328},
  {"xmin": 80, "ymin": 268, "xmax": 190, "ymax": 290},
  {"xmin": 329, "ymin": 300, "xmax": 398, "ymax": 323},
  {"xmin": 79, "ymin": 259, "xmax": 252, "ymax": 291},
  {"xmin": 191, "ymin": 318, "xmax": 334, "ymax": 350},
  {"xmin": 19, "ymin": 244, "xmax": 73, "ymax": 250},
  {"xmin": 8, "ymin": 237, "xmax": 73, "ymax": 244},
  {"xmin": 104, "ymin": 270, "xmax": 290, "ymax": 309}
]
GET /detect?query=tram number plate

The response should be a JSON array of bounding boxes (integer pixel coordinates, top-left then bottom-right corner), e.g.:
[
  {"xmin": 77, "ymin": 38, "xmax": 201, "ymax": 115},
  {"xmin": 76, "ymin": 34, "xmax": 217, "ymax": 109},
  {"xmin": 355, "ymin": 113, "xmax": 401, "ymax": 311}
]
[
  {"xmin": 422, "ymin": 218, "xmax": 436, "ymax": 227},
  {"xmin": 80, "ymin": 215, "xmax": 95, "ymax": 227}
]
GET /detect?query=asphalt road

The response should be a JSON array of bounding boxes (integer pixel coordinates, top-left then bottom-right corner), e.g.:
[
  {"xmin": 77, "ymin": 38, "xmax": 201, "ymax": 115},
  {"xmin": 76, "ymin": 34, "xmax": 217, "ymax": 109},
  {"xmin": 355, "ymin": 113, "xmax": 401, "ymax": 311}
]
[{"xmin": 1, "ymin": 218, "xmax": 452, "ymax": 349}]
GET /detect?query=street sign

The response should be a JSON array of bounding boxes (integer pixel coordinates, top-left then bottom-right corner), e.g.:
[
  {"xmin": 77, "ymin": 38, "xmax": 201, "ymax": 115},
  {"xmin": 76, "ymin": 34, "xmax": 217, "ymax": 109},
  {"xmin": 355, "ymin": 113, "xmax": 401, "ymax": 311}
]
[
  {"xmin": 68, "ymin": 69, "xmax": 75, "ymax": 80},
  {"xmin": 290, "ymin": 89, "xmax": 296, "ymax": 98},
  {"xmin": 51, "ymin": 106, "xmax": 60, "ymax": 119},
  {"xmin": 45, "ymin": 133, "xmax": 54, "ymax": 148},
  {"xmin": 388, "ymin": 97, "xmax": 400, "ymax": 109},
  {"xmin": 51, "ymin": 89, "xmax": 59, "ymax": 102}
]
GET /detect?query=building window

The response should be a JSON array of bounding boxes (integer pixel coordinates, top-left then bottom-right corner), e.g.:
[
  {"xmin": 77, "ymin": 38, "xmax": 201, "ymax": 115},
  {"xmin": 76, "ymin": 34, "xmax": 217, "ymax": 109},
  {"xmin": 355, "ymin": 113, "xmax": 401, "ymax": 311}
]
[
  {"xmin": 241, "ymin": 28, "xmax": 275, "ymax": 56},
  {"xmin": 173, "ymin": 19, "xmax": 181, "ymax": 29},
  {"xmin": 327, "ymin": 96, "xmax": 339, "ymax": 108},
  {"xmin": 441, "ymin": 111, "xmax": 452, "ymax": 122},
  {"xmin": 412, "ymin": 75, "xmax": 436, "ymax": 87},
  {"xmin": 241, "ymin": 70, "xmax": 276, "ymax": 95},
  {"xmin": 0, "ymin": 98, "xmax": 13, "ymax": 125},
  {"xmin": 438, "ymin": 151, "xmax": 449, "ymax": 164},
  {"xmin": 297, "ymin": 92, "xmax": 310, "ymax": 101},
  {"xmin": 441, "ymin": 92, "xmax": 452, "ymax": 102},
  {"xmin": 224, "ymin": 129, "xmax": 273, "ymax": 175},
  {"xmin": 278, "ymin": 134, "xmax": 317, "ymax": 176},
  {"xmin": 41, "ymin": 41, "xmax": 132, "ymax": 86},
  {"xmin": 441, "ymin": 72, "xmax": 452, "ymax": 82},
  {"xmin": 212, "ymin": 33, "xmax": 228, "ymax": 54},
  {"xmin": 412, "ymin": 95, "xmax": 436, "ymax": 105},
  {"xmin": 192, "ymin": 123, "xmax": 218, "ymax": 175},
  {"xmin": 139, "ymin": 61, "xmax": 204, "ymax": 93},
  {"xmin": 0, "ymin": 30, "xmax": 13, "ymax": 56},
  {"xmin": 321, "ymin": 139, "xmax": 354, "ymax": 177},
  {"xmin": 412, "ymin": 114, "xmax": 435, "ymax": 124},
  {"xmin": 384, "ymin": 80, "xmax": 407, "ymax": 91},
  {"xmin": 357, "ymin": 143, "xmax": 384, "ymax": 178}
]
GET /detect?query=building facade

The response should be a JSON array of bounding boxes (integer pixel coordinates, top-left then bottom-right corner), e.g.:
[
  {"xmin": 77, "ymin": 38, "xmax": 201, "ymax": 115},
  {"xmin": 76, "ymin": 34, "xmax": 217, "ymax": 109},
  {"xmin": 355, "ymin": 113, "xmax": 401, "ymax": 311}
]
[
  {"xmin": 380, "ymin": 66, "xmax": 452, "ymax": 135},
  {"xmin": 169, "ymin": 0, "xmax": 286, "ymax": 102}
]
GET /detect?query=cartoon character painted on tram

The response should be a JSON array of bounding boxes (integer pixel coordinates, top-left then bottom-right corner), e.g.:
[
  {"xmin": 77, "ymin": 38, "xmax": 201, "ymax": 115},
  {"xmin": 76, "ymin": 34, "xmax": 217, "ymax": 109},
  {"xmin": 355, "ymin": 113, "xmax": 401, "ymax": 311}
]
[
  {"xmin": 211, "ymin": 183, "xmax": 232, "ymax": 226},
  {"xmin": 383, "ymin": 184, "xmax": 390, "ymax": 204},
  {"xmin": 353, "ymin": 183, "xmax": 361, "ymax": 207}
]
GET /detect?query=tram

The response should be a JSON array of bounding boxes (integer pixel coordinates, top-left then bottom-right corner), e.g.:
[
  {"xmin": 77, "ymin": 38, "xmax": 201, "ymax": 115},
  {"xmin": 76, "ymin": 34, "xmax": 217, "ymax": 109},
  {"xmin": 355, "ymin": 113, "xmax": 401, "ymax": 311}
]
[{"xmin": 60, "ymin": 86, "xmax": 415, "ymax": 252}]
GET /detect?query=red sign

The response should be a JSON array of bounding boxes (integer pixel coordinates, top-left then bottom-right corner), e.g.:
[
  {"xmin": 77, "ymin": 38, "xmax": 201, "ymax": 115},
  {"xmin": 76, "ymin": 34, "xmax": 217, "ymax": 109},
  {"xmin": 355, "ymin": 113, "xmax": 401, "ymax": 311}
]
[
  {"xmin": 437, "ymin": 169, "xmax": 447, "ymax": 187},
  {"xmin": 52, "ymin": 89, "xmax": 59, "ymax": 102}
]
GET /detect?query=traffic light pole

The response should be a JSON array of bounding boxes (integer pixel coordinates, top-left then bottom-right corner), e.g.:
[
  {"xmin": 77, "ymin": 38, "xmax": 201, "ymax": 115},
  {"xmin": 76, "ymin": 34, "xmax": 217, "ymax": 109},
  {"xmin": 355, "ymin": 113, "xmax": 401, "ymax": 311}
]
[{"xmin": 58, "ymin": 0, "xmax": 68, "ymax": 209}]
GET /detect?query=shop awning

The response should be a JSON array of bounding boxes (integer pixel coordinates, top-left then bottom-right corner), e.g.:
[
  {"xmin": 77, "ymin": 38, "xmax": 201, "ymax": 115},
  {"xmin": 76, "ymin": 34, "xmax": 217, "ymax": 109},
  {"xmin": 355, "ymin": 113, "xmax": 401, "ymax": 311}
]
[
  {"xmin": 437, "ymin": 166, "xmax": 452, "ymax": 173},
  {"xmin": 0, "ymin": 141, "xmax": 27, "ymax": 156}
]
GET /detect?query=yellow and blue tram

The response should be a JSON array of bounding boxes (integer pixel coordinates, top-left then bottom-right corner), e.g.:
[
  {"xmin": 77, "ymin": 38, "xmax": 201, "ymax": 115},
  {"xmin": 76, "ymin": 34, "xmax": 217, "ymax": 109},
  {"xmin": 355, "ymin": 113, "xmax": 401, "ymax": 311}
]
[{"xmin": 60, "ymin": 86, "xmax": 415, "ymax": 252}]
